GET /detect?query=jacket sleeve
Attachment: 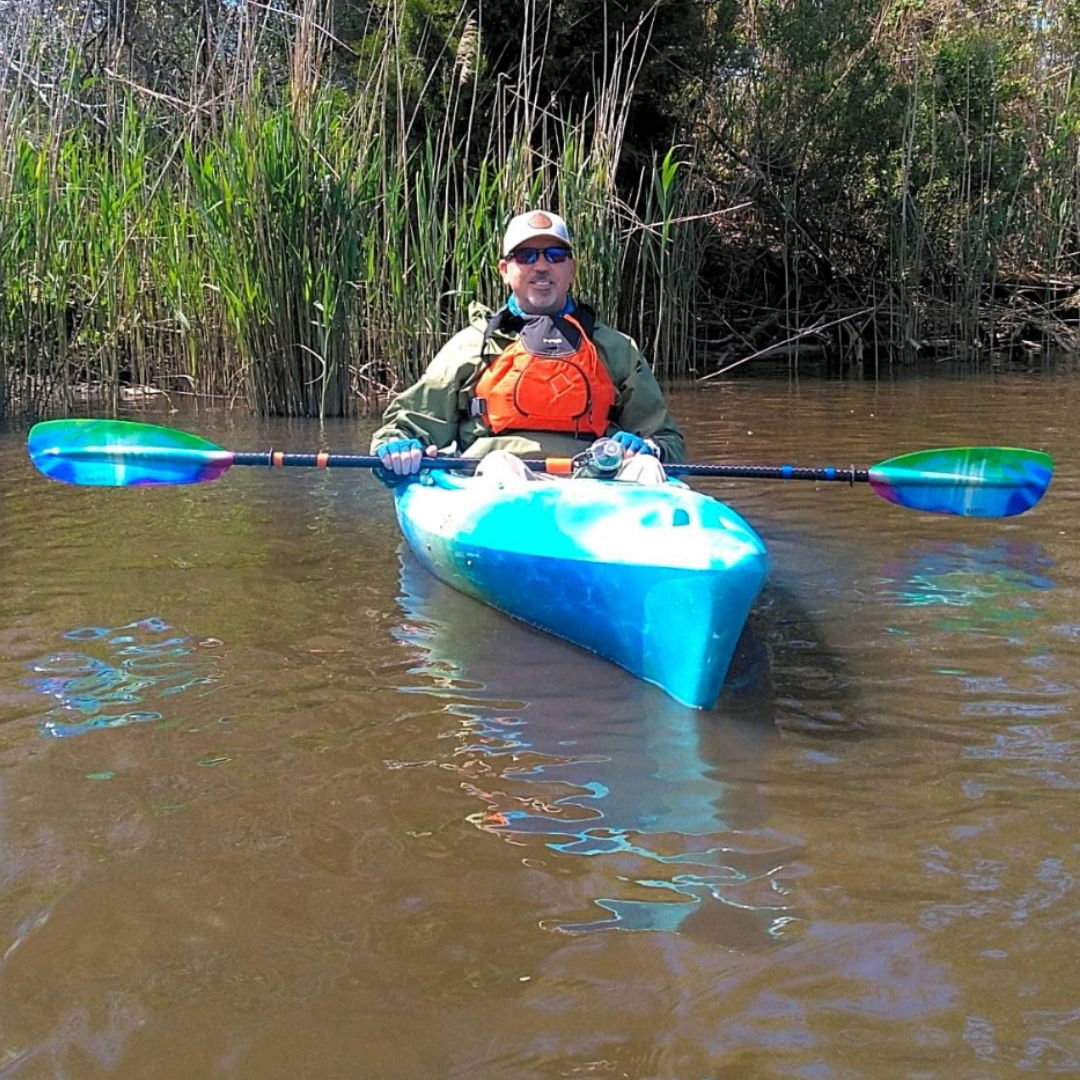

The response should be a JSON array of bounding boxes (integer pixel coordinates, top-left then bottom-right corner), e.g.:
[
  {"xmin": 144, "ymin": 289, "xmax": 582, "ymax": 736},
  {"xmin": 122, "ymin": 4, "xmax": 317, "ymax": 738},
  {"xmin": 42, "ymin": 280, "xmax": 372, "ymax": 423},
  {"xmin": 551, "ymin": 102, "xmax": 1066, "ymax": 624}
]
[
  {"xmin": 608, "ymin": 340, "xmax": 686, "ymax": 464},
  {"xmin": 369, "ymin": 332, "xmax": 480, "ymax": 452}
]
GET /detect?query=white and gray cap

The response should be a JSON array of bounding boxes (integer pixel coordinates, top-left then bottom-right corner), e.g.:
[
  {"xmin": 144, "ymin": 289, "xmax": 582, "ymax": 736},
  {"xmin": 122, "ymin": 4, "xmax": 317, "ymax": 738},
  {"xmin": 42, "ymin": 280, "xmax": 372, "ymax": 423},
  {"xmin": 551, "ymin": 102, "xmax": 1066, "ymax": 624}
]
[{"xmin": 501, "ymin": 210, "xmax": 572, "ymax": 256}]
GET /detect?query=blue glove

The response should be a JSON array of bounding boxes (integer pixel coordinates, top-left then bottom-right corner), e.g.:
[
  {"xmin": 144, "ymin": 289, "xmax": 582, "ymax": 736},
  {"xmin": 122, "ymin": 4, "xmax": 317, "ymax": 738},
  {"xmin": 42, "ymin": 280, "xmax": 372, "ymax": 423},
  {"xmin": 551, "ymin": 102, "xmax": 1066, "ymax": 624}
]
[
  {"xmin": 609, "ymin": 430, "xmax": 657, "ymax": 456},
  {"xmin": 374, "ymin": 437, "xmax": 426, "ymax": 486}
]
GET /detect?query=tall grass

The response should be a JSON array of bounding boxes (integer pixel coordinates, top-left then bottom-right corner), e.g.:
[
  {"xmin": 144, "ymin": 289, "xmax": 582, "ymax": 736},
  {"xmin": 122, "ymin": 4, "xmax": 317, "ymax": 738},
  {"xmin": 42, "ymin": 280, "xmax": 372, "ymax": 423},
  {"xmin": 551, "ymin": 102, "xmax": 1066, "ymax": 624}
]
[
  {"xmin": 0, "ymin": 0, "xmax": 701, "ymax": 418},
  {"xmin": 185, "ymin": 103, "xmax": 366, "ymax": 417},
  {"xmin": 7, "ymin": 0, "xmax": 1075, "ymax": 412}
]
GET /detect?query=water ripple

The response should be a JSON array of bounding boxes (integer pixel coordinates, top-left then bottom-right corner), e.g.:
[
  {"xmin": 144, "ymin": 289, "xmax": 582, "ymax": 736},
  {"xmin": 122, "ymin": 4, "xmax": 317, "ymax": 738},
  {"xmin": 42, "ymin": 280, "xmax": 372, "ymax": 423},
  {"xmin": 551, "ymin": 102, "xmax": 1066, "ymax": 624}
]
[
  {"xmin": 389, "ymin": 554, "xmax": 801, "ymax": 945},
  {"xmin": 26, "ymin": 617, "xmax": 222, "ymax": 738}
]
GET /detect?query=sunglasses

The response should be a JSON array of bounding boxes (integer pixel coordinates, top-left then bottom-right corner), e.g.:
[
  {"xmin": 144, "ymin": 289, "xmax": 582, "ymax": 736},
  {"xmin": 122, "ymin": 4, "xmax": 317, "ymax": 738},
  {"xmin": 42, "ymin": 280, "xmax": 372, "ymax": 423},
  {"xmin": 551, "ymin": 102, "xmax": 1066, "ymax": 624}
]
[{"xmin": 506, "ymin": 246, "xmax": 573, "ymax": 265}]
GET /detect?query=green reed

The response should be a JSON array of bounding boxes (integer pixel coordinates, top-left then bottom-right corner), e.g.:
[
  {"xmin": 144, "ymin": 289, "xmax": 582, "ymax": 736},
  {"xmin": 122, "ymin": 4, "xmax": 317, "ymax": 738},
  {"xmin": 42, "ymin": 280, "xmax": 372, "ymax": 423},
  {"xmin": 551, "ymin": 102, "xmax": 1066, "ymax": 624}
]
[
  {"xmin": 185, "ymin": 101, "xmax": 369, "ymax": 417},
  {"xmin": 5, "ymin": 0, "xmax": 1080, "ymax": 414},
  {"xmin": 1, "ymin": 0, "xmax": 700, "ymax": 419}
]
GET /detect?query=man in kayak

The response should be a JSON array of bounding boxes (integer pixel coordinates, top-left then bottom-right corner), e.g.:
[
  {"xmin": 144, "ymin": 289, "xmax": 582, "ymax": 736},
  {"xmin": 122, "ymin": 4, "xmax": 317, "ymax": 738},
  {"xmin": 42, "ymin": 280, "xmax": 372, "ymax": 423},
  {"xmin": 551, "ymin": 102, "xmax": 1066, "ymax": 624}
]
[{"xmin": 371, "ymin": 209, "xmax": 685, "ymax": 485}]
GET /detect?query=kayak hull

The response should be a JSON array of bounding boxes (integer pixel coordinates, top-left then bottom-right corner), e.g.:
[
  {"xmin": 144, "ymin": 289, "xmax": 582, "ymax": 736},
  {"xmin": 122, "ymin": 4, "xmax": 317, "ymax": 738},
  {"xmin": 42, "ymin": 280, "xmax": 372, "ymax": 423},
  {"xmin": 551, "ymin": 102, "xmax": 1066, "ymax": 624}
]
[{"xmin": 394, "ymin": 472, "xmax": 769, "ymax": 709}]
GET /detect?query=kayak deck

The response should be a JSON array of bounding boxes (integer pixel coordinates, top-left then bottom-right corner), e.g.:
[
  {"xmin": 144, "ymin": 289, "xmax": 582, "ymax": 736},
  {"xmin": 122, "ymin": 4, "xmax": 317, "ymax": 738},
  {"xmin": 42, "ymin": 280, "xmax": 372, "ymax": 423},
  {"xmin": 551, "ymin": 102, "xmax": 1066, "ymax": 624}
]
[{"xmin": 394, "ymin": 471, "xmax": 769, "ymax": 709}]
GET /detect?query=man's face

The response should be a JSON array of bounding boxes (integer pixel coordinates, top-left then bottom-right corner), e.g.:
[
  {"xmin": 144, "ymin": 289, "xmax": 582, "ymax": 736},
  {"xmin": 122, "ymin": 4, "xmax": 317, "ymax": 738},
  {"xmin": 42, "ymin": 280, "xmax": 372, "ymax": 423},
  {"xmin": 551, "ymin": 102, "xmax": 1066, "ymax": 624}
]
[{"xmin": 499, "ymin": 236, "xmax": 576, "ymax": 315}]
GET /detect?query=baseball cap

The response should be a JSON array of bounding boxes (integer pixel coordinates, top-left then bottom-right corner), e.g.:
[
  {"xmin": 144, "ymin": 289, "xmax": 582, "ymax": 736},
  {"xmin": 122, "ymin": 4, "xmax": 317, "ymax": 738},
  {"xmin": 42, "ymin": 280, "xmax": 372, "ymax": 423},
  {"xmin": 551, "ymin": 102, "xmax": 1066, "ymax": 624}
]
[{"xmin": 501, "ymin": 210, "xmax": 572, "ymax": 256}]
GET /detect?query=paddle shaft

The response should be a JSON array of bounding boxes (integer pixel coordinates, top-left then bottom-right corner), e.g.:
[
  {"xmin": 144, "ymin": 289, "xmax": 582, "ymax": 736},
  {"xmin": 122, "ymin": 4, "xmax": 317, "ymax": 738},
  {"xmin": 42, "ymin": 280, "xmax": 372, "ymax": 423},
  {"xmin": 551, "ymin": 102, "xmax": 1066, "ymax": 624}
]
[
  {"xmin": 235, "ymin": 451, "xmax": 871, "ymax": 482},
  {"xmin": 48, "ymin": 444, "xmax": 871, "ymax": 481}
]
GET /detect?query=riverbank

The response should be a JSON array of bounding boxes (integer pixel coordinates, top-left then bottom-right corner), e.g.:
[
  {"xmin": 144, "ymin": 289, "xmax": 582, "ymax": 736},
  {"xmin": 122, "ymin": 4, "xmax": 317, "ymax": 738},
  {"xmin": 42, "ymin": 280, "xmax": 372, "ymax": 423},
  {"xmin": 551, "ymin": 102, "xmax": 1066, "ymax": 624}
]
[{"xmin": 4, "ymin": 0, "xmax": 1078, "ymax": 418}]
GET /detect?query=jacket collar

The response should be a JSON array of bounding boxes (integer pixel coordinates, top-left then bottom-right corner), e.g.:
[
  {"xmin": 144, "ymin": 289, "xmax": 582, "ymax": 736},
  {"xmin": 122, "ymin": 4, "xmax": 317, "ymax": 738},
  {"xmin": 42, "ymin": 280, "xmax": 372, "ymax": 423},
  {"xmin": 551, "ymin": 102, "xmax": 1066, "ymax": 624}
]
[{"xmin": 482, "ymin": 302, "xmax": 597, "ymax": 342}]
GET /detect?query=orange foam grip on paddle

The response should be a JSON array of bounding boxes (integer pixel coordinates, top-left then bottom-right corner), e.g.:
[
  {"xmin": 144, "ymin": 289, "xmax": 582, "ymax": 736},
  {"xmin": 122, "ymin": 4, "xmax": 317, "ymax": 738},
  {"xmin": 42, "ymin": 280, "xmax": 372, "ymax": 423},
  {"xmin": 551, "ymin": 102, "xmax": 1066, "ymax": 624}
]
[{"xmin": 544, "ymin": 458, "xmax": 574, "ymax": 475}]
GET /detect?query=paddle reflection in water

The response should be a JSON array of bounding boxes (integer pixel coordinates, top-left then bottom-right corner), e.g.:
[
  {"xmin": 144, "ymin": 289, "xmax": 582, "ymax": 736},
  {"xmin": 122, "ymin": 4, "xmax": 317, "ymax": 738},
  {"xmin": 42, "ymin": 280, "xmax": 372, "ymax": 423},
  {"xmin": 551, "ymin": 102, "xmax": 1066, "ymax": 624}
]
[
  {"xmin": 877, "ymin": 537, "xmax": 1054, "ymax": 630},
  {"xmin": 873, "ymin": 536, "xmax": 1072, "ymax": 743},
  {"xmin": 390, "ymin": 550, "xmax": 807, "ymax": 946},
  {"xmin": 26, "ymin": 617, "xmax": 222, "ymax": 738}
]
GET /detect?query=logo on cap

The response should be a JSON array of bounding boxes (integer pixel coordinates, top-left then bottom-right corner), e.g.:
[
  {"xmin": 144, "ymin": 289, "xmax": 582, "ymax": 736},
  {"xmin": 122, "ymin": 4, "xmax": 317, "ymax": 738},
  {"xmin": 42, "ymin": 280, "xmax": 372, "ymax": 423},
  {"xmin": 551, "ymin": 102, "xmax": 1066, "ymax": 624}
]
[{"xmin": 528, "ymin": 212, "xmax": 553, "ymax": 229}]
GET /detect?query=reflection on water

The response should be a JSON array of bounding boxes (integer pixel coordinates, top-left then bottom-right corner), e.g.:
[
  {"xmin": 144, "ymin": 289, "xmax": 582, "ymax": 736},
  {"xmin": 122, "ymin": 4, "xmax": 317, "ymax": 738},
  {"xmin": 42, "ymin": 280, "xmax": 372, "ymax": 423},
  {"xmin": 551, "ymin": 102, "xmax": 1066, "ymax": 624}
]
[
  {"xmin": 877, "ymin": 537, "xmax": 1054, "ymax": 631},
  {"xmin": 872, "ymin": 535, "xmax": 1077, "ymax": 762},
  {"xmin": 27, "ymin": 617, "xmax": 222, "ymax": 737},
  {"xmin": 390, "ymin": 551, "xmax": 805, "ymax": 944}
]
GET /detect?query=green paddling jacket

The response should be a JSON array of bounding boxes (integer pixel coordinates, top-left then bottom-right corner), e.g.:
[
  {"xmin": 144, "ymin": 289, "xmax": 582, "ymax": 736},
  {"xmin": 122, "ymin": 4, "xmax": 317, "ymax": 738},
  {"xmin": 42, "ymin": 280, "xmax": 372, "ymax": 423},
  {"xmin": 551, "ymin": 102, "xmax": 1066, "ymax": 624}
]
[{"xmin": 370, "ymin": 302, "xmax": 686, "ymax": 463}]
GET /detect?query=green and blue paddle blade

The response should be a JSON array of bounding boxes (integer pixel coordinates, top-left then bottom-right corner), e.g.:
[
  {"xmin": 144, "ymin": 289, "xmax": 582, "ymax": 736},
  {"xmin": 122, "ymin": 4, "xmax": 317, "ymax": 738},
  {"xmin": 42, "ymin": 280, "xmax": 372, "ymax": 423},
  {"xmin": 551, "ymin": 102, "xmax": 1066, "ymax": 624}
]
[
  {"xmin": 867, "ymin": 446, "xmax": 1053, "ymax": 519},
  {"xmin": 26, "ymin": 419, "xmax": 1054, "ymax": 518},
  {"xmin": 28, "ymin": 419, "xmax": 235, "ymax": 487}
]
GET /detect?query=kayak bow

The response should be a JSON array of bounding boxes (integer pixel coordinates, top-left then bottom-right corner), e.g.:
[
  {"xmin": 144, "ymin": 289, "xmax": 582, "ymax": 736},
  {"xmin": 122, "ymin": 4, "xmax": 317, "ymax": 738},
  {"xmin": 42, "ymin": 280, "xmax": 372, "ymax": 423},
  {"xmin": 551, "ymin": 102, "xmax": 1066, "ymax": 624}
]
[{"xmin": 394, "ymin": 470, "xmax": 770, "ymax": 709}]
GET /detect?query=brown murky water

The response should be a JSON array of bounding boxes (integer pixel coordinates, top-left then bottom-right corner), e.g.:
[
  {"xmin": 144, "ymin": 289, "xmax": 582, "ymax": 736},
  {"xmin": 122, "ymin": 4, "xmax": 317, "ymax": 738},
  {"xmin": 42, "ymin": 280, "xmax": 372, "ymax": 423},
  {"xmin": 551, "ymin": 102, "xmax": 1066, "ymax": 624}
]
[{"xmin": 0, "ymin": 373, "xmax": 1077, "ymax": 1078}]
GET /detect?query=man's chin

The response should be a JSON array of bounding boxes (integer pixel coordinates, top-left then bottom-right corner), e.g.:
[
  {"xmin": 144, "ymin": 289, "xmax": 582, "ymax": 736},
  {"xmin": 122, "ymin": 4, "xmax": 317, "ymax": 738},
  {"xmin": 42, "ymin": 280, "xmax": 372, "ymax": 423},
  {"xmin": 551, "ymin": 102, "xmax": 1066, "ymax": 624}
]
[{"xmin": 520, "ymin": 294, "xmax": 564, "ymax": 315}]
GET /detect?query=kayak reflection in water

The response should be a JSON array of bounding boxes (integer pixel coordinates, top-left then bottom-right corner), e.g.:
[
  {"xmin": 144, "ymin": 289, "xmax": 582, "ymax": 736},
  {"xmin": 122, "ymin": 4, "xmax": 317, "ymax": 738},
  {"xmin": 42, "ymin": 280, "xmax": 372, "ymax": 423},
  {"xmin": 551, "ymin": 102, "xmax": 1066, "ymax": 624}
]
[
  {"xmin": 369, "ymin": 209, "xmax": 685, "ymax": 487},
  {"xmin": 391, "ymin": 552, "xmax": 804, "ymax": 946}
]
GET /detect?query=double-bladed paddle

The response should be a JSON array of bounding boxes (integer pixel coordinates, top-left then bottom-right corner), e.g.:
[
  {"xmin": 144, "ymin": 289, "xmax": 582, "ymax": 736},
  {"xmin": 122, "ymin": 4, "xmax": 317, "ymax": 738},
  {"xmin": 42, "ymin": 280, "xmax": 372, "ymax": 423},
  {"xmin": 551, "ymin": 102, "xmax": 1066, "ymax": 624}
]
[{"xmin": 27, "ymin": 419, "xmax": 1053, "ymax": 518}]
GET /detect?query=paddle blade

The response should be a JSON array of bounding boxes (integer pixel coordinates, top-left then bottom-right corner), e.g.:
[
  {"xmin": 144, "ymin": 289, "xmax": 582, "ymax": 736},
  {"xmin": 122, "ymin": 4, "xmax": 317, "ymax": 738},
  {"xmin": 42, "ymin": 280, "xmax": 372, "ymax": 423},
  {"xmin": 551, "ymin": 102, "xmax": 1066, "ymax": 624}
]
[
  {"xmin": 868, "ymin": 447, "xmax": 1053, "ymax": 518},
  {"xmin": 28, "ymin": 420, "xmax": 235, "ymax": 487}
]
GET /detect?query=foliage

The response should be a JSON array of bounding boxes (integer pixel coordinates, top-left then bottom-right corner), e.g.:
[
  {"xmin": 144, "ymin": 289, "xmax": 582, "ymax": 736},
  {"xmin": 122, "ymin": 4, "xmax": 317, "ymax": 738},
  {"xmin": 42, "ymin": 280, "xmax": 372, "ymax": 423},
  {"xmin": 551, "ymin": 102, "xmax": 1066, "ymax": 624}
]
[
  {"xmin": 3, "ymin": 0, "xmax": 1080, "ymax": 415},
  {"xmin": 688, "ymin": 0, "xmax": 1080, "ymax": 366},
  {"xmin": 0, "ymin": 0, "xmax": 706, "ymax": 415}
]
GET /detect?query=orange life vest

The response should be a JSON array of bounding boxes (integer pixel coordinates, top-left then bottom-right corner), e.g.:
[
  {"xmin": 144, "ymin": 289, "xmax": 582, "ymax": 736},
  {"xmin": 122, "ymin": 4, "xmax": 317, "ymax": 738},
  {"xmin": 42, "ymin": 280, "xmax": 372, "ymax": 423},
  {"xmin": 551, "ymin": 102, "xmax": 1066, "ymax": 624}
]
[{"xmin": 470, "ymin": 310, "xmax": 617, "ymax": 437}]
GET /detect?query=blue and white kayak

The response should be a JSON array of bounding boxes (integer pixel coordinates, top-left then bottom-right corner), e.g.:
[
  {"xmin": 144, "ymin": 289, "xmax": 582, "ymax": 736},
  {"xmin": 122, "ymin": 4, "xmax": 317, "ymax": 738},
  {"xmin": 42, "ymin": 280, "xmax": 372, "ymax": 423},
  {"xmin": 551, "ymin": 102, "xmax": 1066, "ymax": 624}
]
[{"xmin": 394, "ymin": 472, "xmax": 769, "ymax": 709}]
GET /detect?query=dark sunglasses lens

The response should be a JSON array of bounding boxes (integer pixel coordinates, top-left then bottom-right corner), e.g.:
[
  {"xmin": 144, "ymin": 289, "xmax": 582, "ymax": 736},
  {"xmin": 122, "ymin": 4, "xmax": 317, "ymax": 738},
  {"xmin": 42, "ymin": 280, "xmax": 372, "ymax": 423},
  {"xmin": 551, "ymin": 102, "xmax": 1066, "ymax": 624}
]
[{"xmin": 509, "ymin": 246, "xmax": 572, "ymax": 264}]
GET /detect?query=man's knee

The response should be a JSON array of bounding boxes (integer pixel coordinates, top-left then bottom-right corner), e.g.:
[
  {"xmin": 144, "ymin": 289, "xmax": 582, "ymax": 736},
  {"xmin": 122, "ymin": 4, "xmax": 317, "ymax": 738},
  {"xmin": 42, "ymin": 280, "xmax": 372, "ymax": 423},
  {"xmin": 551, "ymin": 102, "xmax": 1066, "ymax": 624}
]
[
  {"xmin": 617, "ymin": 454, "xmax": 667, "ymax": 485},
  {"xmin": 473, "ymin": 449, "xmax": 541, "ymax": 486}
]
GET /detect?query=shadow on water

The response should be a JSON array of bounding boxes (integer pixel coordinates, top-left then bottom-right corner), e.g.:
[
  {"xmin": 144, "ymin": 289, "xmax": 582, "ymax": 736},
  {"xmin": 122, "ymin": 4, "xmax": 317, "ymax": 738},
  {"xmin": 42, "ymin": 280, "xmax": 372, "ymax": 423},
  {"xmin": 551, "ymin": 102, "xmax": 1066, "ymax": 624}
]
[
  {"xmin": 746, "ymin": 579, "xmax": 866, "ymax": 741},
  {"xmin": 752, "ymin": 535, "xmax": 1059, "ymax": 750},
  {"xmin": 387, "ymin": 549, "xmax": 847, "ymax": 946}
]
